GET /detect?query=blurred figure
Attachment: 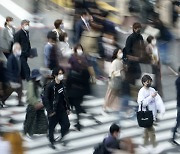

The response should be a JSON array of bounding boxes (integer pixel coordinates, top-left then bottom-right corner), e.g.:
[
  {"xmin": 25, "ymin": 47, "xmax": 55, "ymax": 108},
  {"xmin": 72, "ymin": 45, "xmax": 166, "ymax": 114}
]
[
  {"xmin": 80, "ymin": 22, "xmax": 103, "ymax": 80},
  {"xmin": 74, "ymin": 10, "xmax": 91, "ymax": 44},
  {"xmin": 153, "ymin": 18, "xmax": 178, "ymax": 75},
  {"xmin": 43, "ymin": 67, "xmax": 70, "ymax": 149},
  {"xmin": 24, "ymin": 69, "xmax": 48, "ymax": 137},
  {"xmin": 14, "ymin": 19, "xmax": 31, "ymax": 81},
  {"xmin": 137, "ymin": 75, "xmax": 165, "ymax": 153},
  {"xmin": 172, "ymin": 0, "xmax": 180, "ymax": 27},
  {"xmin": 2, "ymin": 43, "xmax": 24, "ymax": 106},
  {"xmin": 44, "ymin": 31, "xmax": 59, "ymax": 70},
  {"xmin": 146, "ymin": 35, "xmax": 163, "ymax": 97},
  {"xmin": 124, "ymin": 22, "xmax": 145, "ymax": 85},
  {"xmin": 52, "ymin": 19, "xmax": 65, "ymax": 41},
  {"xmin": 103, "ymin": 48, "xmax": 124, "ymax": 112},
  {"xmin": 0, "ymin": 17, "xmax": 15, "ymax": 58},
  {"xmin": 0, "ymin": 135, "xmax": 11, "ymax": 154},
  {"xmin": 171, "ymin": 67, "xmax": 180, "ymax": 145}
]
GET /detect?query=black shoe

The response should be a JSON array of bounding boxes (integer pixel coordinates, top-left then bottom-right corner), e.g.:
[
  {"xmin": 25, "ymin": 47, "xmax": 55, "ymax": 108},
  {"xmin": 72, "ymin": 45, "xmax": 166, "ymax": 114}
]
[
  {"xmin": 49, "ymin": 142, "xmax": 56, "ymax": 149},
  {"xmin": 74, "ymin": 124, "xmax": 82, "ymax": 131}
]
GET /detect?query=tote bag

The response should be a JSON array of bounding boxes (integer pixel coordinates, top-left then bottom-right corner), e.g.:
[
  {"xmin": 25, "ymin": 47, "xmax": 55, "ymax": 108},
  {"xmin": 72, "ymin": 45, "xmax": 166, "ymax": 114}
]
[{"xmin": 137, "ymin": 103, "xmax": 153, "ymax": 128}]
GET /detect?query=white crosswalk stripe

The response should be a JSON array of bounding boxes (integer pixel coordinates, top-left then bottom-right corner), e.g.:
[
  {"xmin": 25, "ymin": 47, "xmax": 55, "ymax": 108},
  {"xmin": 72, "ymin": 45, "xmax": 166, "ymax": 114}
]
[{"xmin": 0, "ymin": 91, "xmax": 179, "ymax": 154}]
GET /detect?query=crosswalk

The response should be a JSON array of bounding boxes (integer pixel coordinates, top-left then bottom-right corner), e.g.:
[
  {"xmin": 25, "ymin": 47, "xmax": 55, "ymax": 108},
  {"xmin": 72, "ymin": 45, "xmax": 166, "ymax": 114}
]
[{"xmin": 0, "ymin": 91, "xmax": 179, "ymax": 154}]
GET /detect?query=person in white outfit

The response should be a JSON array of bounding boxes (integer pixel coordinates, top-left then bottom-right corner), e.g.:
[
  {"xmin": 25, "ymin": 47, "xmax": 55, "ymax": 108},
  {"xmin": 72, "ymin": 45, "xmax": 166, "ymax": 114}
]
[{"xmin": 137, "ymin": 75, "xmax": 165, "ymax": 152}]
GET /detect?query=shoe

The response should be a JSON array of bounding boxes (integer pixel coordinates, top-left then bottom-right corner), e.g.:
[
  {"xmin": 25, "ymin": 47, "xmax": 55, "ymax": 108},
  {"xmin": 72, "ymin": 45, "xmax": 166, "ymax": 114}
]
[
  {"xmin": 17, "ymin": 103, "xmax": 24, "ymax": 107},
  {"xmin": 170, "ymin": 139, "xmax": 180, "ymax": 146},
  {"xmin": 74, "ymin": 124, "xmax": 82, "ymax": 131},
  {"xmin": 49, "ymin": 142, "xmax": 56, "ymax": 149}
]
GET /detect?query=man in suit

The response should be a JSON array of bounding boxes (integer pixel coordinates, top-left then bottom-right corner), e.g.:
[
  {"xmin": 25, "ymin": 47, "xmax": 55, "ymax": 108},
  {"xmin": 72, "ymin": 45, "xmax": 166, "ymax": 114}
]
[
  {"xmin": 2, "ymin": 43, "xmax": 24, "ymax": 106},
  {"xmin": 14, "ymin": 19, "xmax": 31, "ymax": 81},
  {"xmin": 74, "ymin": 10, "xmax": 91, "ymax": 44}
]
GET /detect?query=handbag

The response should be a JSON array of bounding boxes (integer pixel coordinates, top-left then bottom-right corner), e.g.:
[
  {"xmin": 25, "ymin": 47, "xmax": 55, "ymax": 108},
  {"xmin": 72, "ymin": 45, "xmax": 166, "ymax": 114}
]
[
  {"xmin": 137, "ymin": 103, "xmax": 153, "ymax": 128},
  {"xmin": 109, "ymin": 76, "xmax": 122, "ymax": 91}
]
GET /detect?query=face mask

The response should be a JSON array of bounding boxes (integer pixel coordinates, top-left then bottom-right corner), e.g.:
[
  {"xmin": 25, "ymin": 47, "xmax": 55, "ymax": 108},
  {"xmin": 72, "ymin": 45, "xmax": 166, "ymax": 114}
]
[
  {"xmin": 77, "ymin": 49, "xmax": 83, "ymax": 56},
  {"xmin": 147, "ymin": 83, "xmax": 151, "ymax": 88},
  {"xmin": 9, "ymin": 21, "xmax": 13, "ymax": 26},
  {"xmin": 151, "ymin": 39, "xmax": 156, "ymax": 45},
  {"xmin": 24, "ymin": 25, "xmax": 29, "ymax": 31},
  {"xmin": 136, "ymin": 29, "xmax": 141, "ymax": 34},
  {"xmin": 65, "ymin": 37, "xmax": 69, "ymax": 42},
  {"xmin": 117, "ymin": 53, "xmax": 123, "ymax": 59},
  {"xmin": 16, "ymin": 50, "xmax": 22, "ymax": 56},
  {"xmin": 60, "ymin": 24, "xmax": 64, "ymax": 30},
  {"xmin": 57, "ymin": 74, "xmax": 63, "ymax": 81}
]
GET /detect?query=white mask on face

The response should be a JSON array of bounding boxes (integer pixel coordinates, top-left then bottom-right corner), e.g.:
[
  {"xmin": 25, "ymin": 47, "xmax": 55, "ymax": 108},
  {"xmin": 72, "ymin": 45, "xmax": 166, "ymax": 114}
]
[
  {"xmin": 65, "ymin": 37, "xmax": 69, "ymax": 42},
  {"xmin": 117, "ymin": 53, "xmax": 123, "ymax": 59},
  {"xmin": 57, "ymin": 74, "xmax": 63, "ymax": 81},
  {"xmin": 9, "ymin": 21, "xmax": 13, "ymax": 26},
  {"xmin": 16, "ymin": 50, "xmax": 22, "ymax": 56},
  {"xmin": 60, "ymin": 24, "xmax": 64, "ymax": 30},
  {"xmin": 151, "ymin": 39, "xmax": 156, "ymax": 45},
  {"xmin": 24, "ymin": 25, "xmax": 29, "ymax": 31},
  {"xmin": 77, "ymin": 49, "xmax": 83, "ymax": 56}
]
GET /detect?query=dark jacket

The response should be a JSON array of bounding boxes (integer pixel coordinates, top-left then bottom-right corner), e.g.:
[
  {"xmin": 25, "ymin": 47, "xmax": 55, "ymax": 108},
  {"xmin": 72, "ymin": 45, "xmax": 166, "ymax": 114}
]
[
  {"xmin": 7, "ymin": 54, "xmax": 22, "ymax": 83},
  {"xmin": 14, "ymin": 29, "xmax": 31, "ymax": 58},
  {"xmin": 176, "ymin": 76, "xmax": 180, "ymax": 107},
  {"xmin": 43, "ymin": 80, "xmax": 70, "ymax": 115}
]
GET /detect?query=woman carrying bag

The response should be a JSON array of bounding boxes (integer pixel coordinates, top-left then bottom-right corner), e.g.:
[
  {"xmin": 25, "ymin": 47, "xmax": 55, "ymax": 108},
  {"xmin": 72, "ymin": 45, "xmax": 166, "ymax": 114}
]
[
  {"xmin": 103, "ymin": 48, "xmax": 125, "ymax": 112},
  {"xmin": 23, "ymin": 69, "xmax": 48, "ymax": 137}
]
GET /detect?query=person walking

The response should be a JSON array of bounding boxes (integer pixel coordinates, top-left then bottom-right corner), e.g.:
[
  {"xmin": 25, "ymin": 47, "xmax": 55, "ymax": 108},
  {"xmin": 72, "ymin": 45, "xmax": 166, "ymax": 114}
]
[
  {"xmin": 43, "ymin": 67, "xmax": 70, "ymax": 149},
  {"xmin": 14, "ymin": 19, "xmax": 31, "ymax": 81},
  {"xmin": 103, "ymin": 48, "xmax": 124, "ymax": 112},
  {"xmin": 171, "ymin": 67, "xmax": 180, "ymax": 145},
  {"xmin": 137, "ymin": 75, "xmax": 165, "ymax": 153},
  {"xmin": 0, "ymin": 17, "xmax": 15, "ymax": 58},
  {"xmin": 23, "ymin": 69, "xmax": 48, "ymax": 137},
  {"xmin": 52, "ymin": 19, "xmax": 65, "ymax": 41}
]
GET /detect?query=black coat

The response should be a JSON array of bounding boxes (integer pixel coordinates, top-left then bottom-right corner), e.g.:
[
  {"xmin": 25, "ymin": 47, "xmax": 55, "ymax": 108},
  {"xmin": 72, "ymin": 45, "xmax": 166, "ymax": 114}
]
[
  {"xmin": 7, "ymin": 54, "xmax": 22, "ymax": 83},
  {"xmin": 14, "ymin": 29, "xmax": 31, "ymax": 58},
  {"xmin": 176, "ymin": 77, "xmax": 180, "ymax": 107}
]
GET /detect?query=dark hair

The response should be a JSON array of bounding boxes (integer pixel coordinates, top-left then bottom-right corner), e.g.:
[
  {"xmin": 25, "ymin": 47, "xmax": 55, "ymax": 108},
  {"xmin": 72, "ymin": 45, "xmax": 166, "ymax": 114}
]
[
  {"xmin": 52, "ymin": 66, "xmax": 65, "ymax": 77},
  {"xmin": 74, "ymin": 44, "xmax": 83, "ymax": 53},
  {"xmin": 133, "ymin": 22, "xmax": 142, "ymax": 30},
  {"xmin": 54, "ymin": 19, "xmax": 62, "ymax": 29},
  {"xmin": 112, "ymin": 47, "xmax": 122, "ymax": 61},
  {"xmin": 109, "ymin": 123, "xmax": 120, "ymax": 134},
  {"xmin": 47, "ymin": 31, "xmax": 57, "ymax": 42},
  {"xmin": 59, "ymin": 32, "xmax": 68, "ymax": 42},
  {"xmin": 4, "ymin": 16, "xmax": 13, "ymax": 27},
  {"xmin": 141, "ymin": 75, "xmax": 152, "ymax": 84},
  {"xmin": 147, "ymin": 35, "xmax": 154, "ymax": 44},
  {"xmin": 81, "ymin": 10, "xmax": 88, "ymax": 16}
]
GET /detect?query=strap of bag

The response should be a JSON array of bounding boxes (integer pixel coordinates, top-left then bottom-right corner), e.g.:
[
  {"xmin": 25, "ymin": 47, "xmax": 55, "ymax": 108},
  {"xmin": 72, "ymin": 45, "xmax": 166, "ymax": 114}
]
[{"xmin": 140, "ymin": 101, "xmax": 149, "ymax": 111}]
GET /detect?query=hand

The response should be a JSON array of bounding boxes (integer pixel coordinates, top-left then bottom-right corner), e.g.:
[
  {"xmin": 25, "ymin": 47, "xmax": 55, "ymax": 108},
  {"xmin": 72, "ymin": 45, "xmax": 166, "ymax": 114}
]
[
  {"xmin": 49, "ymin": 112, "xmax": 56, "ymax": 117},
  {"xmin": 152, "ymin": 91, "xmax": 158, "ymax": 98},
  {"xmin": 67, "ymin": 110, "xmax": 71, "ymax": 115}
]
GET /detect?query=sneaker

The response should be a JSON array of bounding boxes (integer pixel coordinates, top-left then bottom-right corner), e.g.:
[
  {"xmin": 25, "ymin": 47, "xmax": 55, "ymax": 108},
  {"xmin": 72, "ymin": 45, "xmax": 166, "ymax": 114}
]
[{"xmin": 49, "ymin": 142, "xmax": 56, "ymax": 149}]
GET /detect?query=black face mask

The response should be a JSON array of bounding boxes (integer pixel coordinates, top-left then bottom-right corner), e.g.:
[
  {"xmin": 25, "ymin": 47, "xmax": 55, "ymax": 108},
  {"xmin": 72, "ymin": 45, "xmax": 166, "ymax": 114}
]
[
  {"xmin": 147, "ymin": 83, "xmax": 151, "ymax": 88},
  {"xmin": 136, "ymin": 29, "xmax": 141, "ymax": 34}
]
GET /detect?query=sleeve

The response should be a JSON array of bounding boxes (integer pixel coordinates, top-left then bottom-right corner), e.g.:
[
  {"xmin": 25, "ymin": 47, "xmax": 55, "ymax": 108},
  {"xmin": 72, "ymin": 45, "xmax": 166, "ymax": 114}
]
[
  {"xmin": 7, "ymin": 58, "xmax": 17, "ymax": 82},
  {"xmin": 155, "ymin": 94, "xmax": 165, "ymax": 118},
  {"xmin": 43, "ymin": 83, "xmax": 54, "ymax": 114},
  {"xmin": 74, "ymin": 22, "xmax": 81, "ymax": 43},
  {"xmin": 137, "ymin": 88, "xmax": 155, "ymax": 107},
  {"xmin": 125, "ymin": 35, "xmax": 133, "ymax": 55},
  {"xmin": 27, "ymin": 82, "xmax": 38, "ymax": 105}
]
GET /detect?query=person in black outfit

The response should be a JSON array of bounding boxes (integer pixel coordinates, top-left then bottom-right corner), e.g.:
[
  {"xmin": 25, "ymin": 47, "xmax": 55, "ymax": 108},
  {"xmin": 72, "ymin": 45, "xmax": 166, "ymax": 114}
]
[
  {"xmin": 14, "ymin": 19, "xmax": 31, "ymax": 81},
  {"xmin": 43, "ymin": 67, "xmax": 70, "ymax": 149},
  {"xmin": 171, "ymin": 67, "xmax": 180, "ymax": 145}
]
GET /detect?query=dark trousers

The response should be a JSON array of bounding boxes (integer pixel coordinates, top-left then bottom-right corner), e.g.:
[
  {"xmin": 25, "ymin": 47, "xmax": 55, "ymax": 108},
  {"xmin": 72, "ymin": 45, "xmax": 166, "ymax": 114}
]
[
  {"xmin": 173, "ymin": 107, "xmax": 180, "ymax": 140},
  {"xmin": 48, "ymin": 111, "xmax": 70, "ymax": 143}
]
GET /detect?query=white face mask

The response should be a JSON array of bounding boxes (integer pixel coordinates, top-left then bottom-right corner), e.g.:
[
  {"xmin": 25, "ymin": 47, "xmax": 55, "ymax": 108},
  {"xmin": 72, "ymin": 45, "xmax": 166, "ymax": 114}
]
[
  {"xmin": 117, "ymin": 53, "xmax": 123, "ymax": 59},
  {"xmin": 77, "ymin": 49, "xmax": 83, "ymax": 56},
  {"xmin": 65, "ymin": 37, "xmax": 69, "ymax": 42},
  {"xmin": 24, "ymin": 25, "xmax": 29, "ymax": 31},
  {"xmin": 151, "ymin": 39, "xmax": 156, "ymax": 45},
  {"xmin": 16, "ymin": 50, "xmax": 22, "ymax": 56},
  {"xmin": 60, "ymin": 24, "xmax": 64, "ymax": 30},
  {"xmin": 57, "ymin": 74, "xmax": 63, "ymax": 81},
  {"xmin": 9, "ymin": 21, "xmax": 13, "ymax": 26}
]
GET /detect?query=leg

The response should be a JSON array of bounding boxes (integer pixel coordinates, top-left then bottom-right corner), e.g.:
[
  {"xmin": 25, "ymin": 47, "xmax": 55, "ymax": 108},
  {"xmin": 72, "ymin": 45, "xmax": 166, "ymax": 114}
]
[
  {"xmin": 59, "ymin": 111, "xmax": 70, "ymax": 138},
  {"xmin": 48, "ymin": 115, "xmax": 58, "ymax": 143},
  {"xmin": 172, "ymin": 108, "xmax": 180, "ymax": 140},
  {"xmin": 148, "ymin": 126, "xmax": 157, "ymax": 147},
  {"xmin": 15, "ymin": 80, "xmax": 23, "ymax": 105},
  {"xmin": 143, "ymin": 128, "xmax": 149, "ymax": 146}
]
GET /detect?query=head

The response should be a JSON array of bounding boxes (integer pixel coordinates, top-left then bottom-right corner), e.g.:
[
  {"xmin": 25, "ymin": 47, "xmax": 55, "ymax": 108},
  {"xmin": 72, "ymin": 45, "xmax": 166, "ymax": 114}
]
[
  {"xmin": 21, "ymin": 19, "xmax": 30, "ymax": 31},
  {"xmin": 112, "ymin": 47, "xmax": 123, "ymax": 61},
  {"xmin": 31, "ymin": 69, "xmax": 42, "ymax": 82},
  {"xmin": 133, "ymin": 22, "xmax": 142, "ymax": 34},
  {"xmin": 4, "ymin": 16, "xmax": 13, "ymax": 27},
  {"xmin": 59, "ymin": 32, "xmax": 68, "ymax": 42},
  {"xmin": 74, "ymin": 44, "xmax": 84, "ymax": 56},
  {"xmin": 54, "ymin": 19, "xmax": 63, "ymax": 30},
  {"xmin": 47, "ymin": 31, "xmax": 57, "ymax": 44},
  {"xmin": 147, "ymin": 35, "xmax": 156, "ymax": 45},
  {"xmin": 81, "ymin": 10, "xmax": 89, "ymax": 21},
  {"xmin": 52, "ymin": 67, "xmax": 65, "ymax": 83},
  {"xmin": 12, "ymin": 43, "xmax": 22, "ymax": 57},
  {"xmin": 109, "ymin": 123, "xmax": 121, "ymax": 138},
  {"xmin": 141, "ymin": 75, "xmax": 153, "ymax": 88}
]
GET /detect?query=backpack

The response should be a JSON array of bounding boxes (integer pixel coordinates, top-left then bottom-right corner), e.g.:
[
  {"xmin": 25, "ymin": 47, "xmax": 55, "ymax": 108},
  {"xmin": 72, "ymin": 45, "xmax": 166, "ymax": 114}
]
[{"xmin": 93, "ymin": 140, "xmax": 109, "ymax": 154}]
